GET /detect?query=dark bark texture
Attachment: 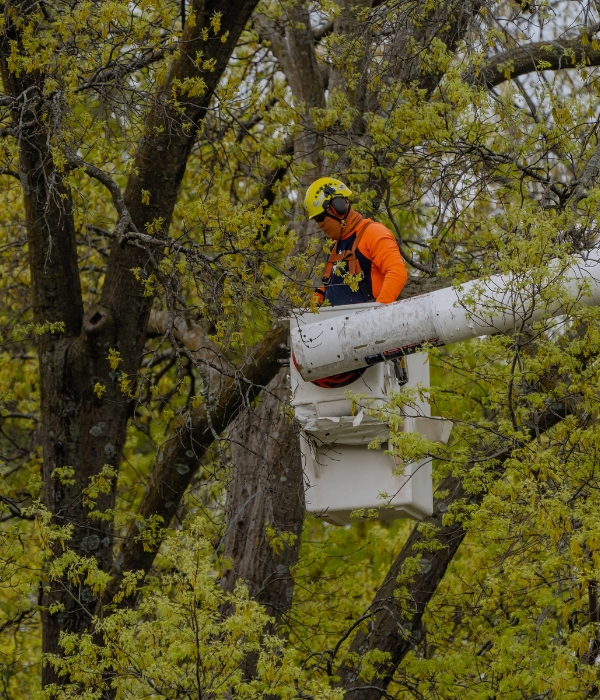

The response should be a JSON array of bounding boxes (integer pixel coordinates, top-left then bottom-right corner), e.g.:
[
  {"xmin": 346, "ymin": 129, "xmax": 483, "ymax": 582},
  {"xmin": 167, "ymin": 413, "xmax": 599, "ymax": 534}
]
[
  {"xmin": 103, "ymin": 322, "xmax": 289, "ymax": 604},
  {"xmin": 218, "ymin": 2, "xmax": 481, "ymax": 658},
  {"xmin": 1, "ymin": 0, "xmax": 261, "ymax": 686},
  {"xmin": 218, "ymin": 0, "xmax": 328, "ymax": 631},
  {"xmin": 221, "ymin": 369, "xmax": 305, "ymax": 623}
]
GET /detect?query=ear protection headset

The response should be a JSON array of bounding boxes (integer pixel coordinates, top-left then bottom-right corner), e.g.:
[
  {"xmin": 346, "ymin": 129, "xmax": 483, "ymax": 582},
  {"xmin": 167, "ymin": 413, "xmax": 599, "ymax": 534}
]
[
  {"xmin": 322, "ymin": 185, "xmax": 350, "ymax": 218},
  {"xmin": 329, "ymin": 197, "xmax": 350, "ymax": 216}
]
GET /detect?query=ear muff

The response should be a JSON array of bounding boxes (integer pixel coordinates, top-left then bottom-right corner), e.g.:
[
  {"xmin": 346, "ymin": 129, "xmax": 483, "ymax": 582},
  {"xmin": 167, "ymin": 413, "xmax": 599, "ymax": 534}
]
[{"xmin": 329, "ymin": 197, "xmax": 349, "ymax": 217}]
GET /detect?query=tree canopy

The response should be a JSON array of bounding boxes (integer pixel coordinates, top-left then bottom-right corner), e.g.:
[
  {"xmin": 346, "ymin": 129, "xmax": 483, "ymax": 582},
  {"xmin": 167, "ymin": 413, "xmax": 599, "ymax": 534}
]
[{"xmin": 3, "ymin": 0, "xmax": 600, "ymax": 698}]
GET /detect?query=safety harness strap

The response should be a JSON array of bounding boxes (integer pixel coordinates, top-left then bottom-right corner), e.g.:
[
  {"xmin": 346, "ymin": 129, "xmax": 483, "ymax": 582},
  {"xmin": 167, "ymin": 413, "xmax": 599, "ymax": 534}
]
[{"xmin": 323, "ymin": 220, "xmax": 373, "ymax": 284}]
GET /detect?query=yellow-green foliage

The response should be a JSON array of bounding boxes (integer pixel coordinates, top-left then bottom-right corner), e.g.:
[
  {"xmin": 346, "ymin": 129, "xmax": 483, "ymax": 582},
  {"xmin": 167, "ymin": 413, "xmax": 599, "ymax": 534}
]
[
  {"xmin": 42, "ymin": 521, "xmax": 341, "ymax": 700},
  {"xmin": 4, "ymin": 0, "xmax": 600, "ymax": 698}
]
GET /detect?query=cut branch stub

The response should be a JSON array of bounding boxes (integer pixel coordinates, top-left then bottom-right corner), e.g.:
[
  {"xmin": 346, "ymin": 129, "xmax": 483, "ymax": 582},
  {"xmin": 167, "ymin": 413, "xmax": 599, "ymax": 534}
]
[{"xmin": 83, "ymin": 306, "xmax": 113, "ymax": 335}]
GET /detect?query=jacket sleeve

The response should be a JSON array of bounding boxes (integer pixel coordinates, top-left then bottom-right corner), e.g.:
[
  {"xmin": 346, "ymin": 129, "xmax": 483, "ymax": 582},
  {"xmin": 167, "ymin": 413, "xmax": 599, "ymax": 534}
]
[
  {"xmin": 313, "ymin": 286, "xmax": 326, "ymax": 305},
  {"xmin": 360, "ymin": 224, "xmax": 407, "ymax": 303}
]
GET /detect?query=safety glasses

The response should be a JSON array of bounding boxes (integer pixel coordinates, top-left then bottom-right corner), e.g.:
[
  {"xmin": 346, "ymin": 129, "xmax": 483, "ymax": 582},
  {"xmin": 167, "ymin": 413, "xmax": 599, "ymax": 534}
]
[{"xmin": 313, "ymin": 201, "xmax": 333, "ymax": 223}]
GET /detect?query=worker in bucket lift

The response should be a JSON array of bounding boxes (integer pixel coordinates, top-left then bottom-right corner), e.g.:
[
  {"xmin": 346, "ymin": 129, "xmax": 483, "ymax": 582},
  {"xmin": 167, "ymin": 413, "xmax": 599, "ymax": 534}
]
[
  {"xmin": 303, "ymin": 177, "xmax": 408, "ymax": 387},
  {"xmin": 305, "ymin": 178, "xmax": 407, "ymax": 307}
]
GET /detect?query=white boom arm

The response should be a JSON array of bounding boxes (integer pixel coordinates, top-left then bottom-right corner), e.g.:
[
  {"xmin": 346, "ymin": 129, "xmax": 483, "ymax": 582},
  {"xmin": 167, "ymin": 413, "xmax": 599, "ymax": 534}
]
[{"xmin": 291, "ymin": 253, "xmax": 600, "ymax": 382}]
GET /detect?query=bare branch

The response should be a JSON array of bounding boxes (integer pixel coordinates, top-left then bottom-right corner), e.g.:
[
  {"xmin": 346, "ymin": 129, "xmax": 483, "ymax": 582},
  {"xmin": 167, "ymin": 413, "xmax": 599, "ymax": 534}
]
[
  {"xmin": 63, "ymin": 148, "xmax": 137, "ymax": 239},
  {"xmin": 258, "ymin": 137, "xmax": 294, "ymax": 212},
  {"xmin": 0, "ymin": 494, "xmax": 34, "ymax": 520},
  {"xmin": 235, "ymin": 97, "xmax": 279, "ymax": 142},
  {"xmin": 0, "ymin": 167, "xmax": 19, "ymax": 178},
  {"xmin": 477, "ymin": 30, "xmax": 600, "ymax": 88},
  {"xmin": 0, "ymin": 606, "xmax": 37, "ymax": 634},
  {"xmin": 75, "ymin": 47, "xmax": 168, "ymax": 94},
  {"xmin": 102, "ymin": 321, "xmax": 289, "ymax": 606}
]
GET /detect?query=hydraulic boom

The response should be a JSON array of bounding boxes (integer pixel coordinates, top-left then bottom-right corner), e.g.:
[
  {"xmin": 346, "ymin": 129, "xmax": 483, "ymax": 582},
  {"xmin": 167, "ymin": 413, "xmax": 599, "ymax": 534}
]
[{"xmin": 291, "ymin": 252, "xmax": 600, "ymax": 382}]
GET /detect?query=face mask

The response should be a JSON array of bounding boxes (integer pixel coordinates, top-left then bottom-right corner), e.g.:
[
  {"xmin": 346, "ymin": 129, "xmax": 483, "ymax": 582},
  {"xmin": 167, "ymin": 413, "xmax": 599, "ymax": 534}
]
[
  {"xmin": 317, "ymin": 215, "xmax": 344, "ymax": 241},
  {"xmin": 315, "ymin": 204, "xmax": 362, "ymax": 241}
]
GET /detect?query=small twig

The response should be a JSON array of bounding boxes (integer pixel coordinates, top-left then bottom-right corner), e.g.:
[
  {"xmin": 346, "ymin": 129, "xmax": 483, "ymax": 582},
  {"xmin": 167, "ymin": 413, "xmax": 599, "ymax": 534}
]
[
  {"xmin": 0, "ymin": 606, "xmax": 37, "ymax": 634},
  {"xmin": 0, "ymin": 494, "xmax": 34, "ymax": 520}
]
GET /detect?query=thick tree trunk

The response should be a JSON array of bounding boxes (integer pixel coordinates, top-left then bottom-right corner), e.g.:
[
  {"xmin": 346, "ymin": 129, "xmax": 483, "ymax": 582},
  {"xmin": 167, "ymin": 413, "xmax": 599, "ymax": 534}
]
[
  {"xmin": 0, "ymin": 18, "xmax": 120, "ymax": 682},
  {"xmin": 221, "ymin": 369, "xmax": 304, "ymax": 623},
  {"xmin": 1, "ymin": 0, "xmax": 261, "ymax": 685},
  {"xmin": 96, "ymin": 0, "xmax": 265, "ymax": 518},
  {"xmin": 0, "ymin": 0, "xmax": 493, "ymax": 690},
  {"xmin": 221, "ymin": 0, "xmax": 325, "ymax": 636}
]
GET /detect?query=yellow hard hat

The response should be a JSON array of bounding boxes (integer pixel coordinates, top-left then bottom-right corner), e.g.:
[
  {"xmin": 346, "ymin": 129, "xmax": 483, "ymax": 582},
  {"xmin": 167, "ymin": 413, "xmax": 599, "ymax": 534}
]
[{"xmin": 304, "ymin": 177, "xmax": 352, "ymax": 219}]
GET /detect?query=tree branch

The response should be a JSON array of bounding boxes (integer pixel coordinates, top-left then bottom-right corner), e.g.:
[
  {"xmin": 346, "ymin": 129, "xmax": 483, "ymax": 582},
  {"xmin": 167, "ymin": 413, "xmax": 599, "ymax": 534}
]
[
  {"xmin": 148, "ymin": 310, "xmax": 219, "ymax": 356},
  {"xmin": 102, "ymin": 321, "xmax": 289, "ymax": 605},
  {"xmin": 258, "ymin": 138, "xmax": 294, "ymax": 213},
  {"xmin": 64, "ymin": 148, "xmax": 137, "ymax": 239},
  {"xmin": 0, "ymin": 2, "xmax": 84, "ymax": 336},
  {"xmin": 99, "ymin": 0, "xmax": 262, "ymax": 384},
  {"xmin": 477, "ymin": 30, "xmax": 600, "ymax": 88},
  {"xmin": 75, "ymin": 46, "xmax": 169, "ymax": 95},
  {"xmin": 0, "ymin": 493, "xmax": 34, "ymax": 520},
  {"xmin": 0, "ymin": 606, "xmax": 37, "ymax": 634}
]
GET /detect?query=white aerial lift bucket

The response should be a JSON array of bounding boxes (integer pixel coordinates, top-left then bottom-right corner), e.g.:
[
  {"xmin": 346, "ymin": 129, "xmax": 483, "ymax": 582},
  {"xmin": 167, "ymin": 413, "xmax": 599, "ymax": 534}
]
[{"xmin": 290, "ymin": 302, "xmax": 451, "ymax": 526}]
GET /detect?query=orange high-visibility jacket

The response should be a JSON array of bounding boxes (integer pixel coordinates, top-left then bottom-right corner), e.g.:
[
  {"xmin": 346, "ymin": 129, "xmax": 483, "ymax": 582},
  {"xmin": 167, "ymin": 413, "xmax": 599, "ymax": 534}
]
[{"xmin": 317, "ymin": 218, "xmax": 407, "ymax": 305}]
